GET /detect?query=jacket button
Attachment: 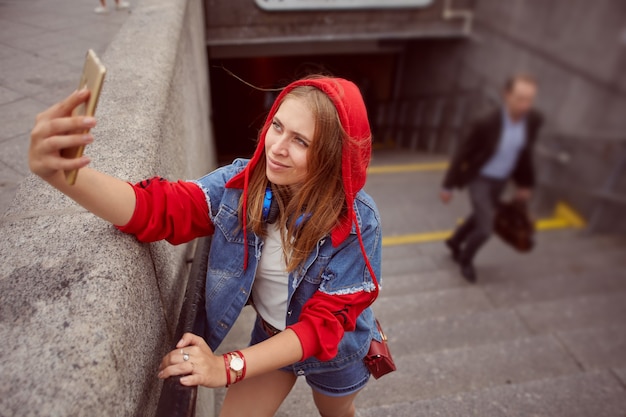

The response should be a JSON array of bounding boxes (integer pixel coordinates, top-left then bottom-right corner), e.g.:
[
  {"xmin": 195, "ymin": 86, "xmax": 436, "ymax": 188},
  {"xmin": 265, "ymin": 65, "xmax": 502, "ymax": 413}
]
[{"xmin": 297, "ymin": 370, "xmax": 305, "ymax": 376}]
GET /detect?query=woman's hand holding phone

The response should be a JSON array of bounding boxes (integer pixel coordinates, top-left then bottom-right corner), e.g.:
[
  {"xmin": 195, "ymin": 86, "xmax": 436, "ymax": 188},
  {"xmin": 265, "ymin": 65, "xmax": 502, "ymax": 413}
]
[
  {"xmin": 29, "ymin": 89, "xmax": 96, "ymax": 182},
  {"xmin": 28, "ymin": 88, "xmax": 137, "ymax": 227}
]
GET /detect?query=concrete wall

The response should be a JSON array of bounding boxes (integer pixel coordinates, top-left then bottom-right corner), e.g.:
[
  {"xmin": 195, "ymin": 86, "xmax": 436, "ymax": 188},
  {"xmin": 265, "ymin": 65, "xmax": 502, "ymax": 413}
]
[
  {"xmin": 463, "ymin": 0, "xmax": 626, "ymax": 135},
  {"xmin": 0, "ymin": 0, "xmax": 216, "ymax": 415}
]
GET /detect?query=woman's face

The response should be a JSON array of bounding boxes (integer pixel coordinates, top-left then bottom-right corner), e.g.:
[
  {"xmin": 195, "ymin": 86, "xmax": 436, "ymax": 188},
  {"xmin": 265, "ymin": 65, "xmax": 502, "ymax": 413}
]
[{"xmin": 265, "ymin": 97, "xmax": 315, "ymax": 186}]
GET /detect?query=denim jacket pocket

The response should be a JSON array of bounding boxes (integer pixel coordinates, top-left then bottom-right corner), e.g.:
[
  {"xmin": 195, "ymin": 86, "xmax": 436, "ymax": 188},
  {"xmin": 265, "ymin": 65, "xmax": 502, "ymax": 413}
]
[{"xmin": 208, "ymin": 204, "xmax": 250, "ymax": 278}]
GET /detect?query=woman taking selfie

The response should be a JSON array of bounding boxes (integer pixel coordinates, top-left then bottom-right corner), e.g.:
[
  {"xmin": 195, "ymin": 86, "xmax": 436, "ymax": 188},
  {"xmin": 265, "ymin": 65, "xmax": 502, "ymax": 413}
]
[{"xmin": 29, "ymin": 76, "xmax": 382, "ymax": 417}]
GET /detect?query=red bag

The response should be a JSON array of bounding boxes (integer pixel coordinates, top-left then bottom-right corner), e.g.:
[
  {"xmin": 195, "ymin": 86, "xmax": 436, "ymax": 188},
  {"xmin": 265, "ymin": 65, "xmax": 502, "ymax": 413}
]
[{"xmin": 364, "ymin": 319, "xmax": 396, "ymax": 379}]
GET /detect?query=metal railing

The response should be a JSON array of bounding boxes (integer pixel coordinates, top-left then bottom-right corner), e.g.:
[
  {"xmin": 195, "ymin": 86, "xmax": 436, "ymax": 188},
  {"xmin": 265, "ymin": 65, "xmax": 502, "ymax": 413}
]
[
  {"xmin": 155, "ymin": 237, "xmax": 212, "ymax": 417},
  {"xmin": 373, "ymin": 90, "xmax": 489, "ymax": 154}
]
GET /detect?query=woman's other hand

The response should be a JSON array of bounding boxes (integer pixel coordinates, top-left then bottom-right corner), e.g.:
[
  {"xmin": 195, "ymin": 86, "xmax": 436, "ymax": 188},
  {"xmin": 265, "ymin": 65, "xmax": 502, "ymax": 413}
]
[
  {"xmin": 158, "ymin": 333, "xmax": 227, "ymax": 388},
  {"xmin": 29, "ymin": 88, "xmax": 96, "ymax": 181}
]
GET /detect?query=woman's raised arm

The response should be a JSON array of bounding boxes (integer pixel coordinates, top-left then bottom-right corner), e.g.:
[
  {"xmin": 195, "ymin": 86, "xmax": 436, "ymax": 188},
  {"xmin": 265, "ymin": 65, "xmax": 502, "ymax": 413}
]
[{"xmin": 29, "ymin": 88, "xmax": 136, "ymax": 226}]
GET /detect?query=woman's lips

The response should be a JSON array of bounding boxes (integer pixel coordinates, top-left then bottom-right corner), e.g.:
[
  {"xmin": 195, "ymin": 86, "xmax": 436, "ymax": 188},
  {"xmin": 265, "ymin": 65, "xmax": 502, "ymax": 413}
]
[{"xmin": 267, "ymin": 156, "xmax": 290, "ymax": 171}]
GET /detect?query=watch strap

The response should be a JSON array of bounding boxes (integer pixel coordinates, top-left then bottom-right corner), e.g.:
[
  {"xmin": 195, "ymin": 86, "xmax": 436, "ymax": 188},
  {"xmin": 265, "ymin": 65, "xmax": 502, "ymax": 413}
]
[{"xmin": 223, "ymin": 353, "xmax": 232, "ymax": 387}]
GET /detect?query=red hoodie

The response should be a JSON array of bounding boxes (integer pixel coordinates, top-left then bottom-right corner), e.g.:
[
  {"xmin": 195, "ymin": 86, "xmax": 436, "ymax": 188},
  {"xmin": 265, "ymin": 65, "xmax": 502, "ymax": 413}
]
[
  {"xmin": 225, "ymin": 78, "xmax": 376, "ymax": 278},
  {"xmin": 118, "ymin": 77, "xmax": 379, "ymax": 360}
]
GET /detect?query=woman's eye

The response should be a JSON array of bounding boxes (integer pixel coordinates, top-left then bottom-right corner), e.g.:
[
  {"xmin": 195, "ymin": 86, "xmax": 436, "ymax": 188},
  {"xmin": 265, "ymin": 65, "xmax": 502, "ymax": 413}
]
[
  {"xmin": 295, "ymin": 137, "xmax": 309, "ymax": 147},
  {"xmin": 272, "ymin": 121, "xmax": 281, "ymax": 130}
]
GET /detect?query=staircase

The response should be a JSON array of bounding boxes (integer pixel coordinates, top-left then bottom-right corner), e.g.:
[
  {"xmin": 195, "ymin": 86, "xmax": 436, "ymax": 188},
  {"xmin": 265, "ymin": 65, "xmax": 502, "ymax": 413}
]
[{"xmin": 211, "ymin": 152, "xmax": 626, "ymax": 417}]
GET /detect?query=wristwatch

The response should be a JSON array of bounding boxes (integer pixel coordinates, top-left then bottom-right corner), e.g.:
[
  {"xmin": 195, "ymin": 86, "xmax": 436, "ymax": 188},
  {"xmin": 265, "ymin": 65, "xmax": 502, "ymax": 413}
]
[{"xmin": 228, "ymin": 351, "xmax": 245, "ymax": 383}]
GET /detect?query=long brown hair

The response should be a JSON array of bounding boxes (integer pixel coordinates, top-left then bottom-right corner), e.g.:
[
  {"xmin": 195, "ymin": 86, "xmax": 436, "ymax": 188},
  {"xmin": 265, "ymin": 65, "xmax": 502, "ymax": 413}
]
[{"xmin": 242, "ymin": 85, "xmax": 347, "ymax": 272}]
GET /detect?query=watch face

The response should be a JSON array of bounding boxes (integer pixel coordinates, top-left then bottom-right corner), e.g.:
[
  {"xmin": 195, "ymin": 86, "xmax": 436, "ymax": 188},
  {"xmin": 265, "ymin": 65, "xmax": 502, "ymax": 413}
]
[{"xmin": 230, "ymin": 356, "xmax": 244, "ymax": 372}]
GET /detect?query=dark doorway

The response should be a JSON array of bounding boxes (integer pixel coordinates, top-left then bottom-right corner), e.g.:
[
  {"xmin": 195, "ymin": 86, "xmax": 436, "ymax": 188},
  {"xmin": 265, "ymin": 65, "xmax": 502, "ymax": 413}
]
[{"xmin": 209, "ymin": 53, "xmax": 398, "ymax": 164}]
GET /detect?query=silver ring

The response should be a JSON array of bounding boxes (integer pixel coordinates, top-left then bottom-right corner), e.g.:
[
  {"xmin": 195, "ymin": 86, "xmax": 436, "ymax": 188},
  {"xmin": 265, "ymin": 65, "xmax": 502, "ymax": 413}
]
[{"xmin": 183, "ymin": 353, "xmax": 190, "ymax": 362}]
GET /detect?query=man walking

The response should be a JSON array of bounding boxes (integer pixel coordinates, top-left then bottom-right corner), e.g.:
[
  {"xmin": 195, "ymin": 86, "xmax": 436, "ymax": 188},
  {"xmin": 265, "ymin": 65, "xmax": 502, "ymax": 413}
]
[{"xmin": 440, "ymin": 74, "xmax": 543, "ymax": 283}]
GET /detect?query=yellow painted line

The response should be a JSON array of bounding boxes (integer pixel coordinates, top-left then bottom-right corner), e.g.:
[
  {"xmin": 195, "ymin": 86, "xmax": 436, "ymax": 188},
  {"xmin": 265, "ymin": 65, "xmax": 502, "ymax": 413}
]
[
  {"xmin": 382, "ymin": 231, "xmax": 452, "ymax": 246},
  {"xmin": 368, "ymin": 162, "xmax": 449, "ymax": 174},
  {"xmin": 382, "ymin": 201, "xmax": 585, "ymax": 247},
  {"xmin": 554, "ymin": 201, "xmax": 586, "ymax": 228}
]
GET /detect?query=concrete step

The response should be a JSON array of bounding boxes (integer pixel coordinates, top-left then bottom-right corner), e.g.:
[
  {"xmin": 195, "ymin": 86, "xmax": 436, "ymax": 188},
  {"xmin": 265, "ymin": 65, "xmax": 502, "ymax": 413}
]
[
  {"xmin": 356, "ymin": 334, "xmax": 580, "ymax": 408},
  {"xmin": 382, "ymin": 233, "xmax": 626, "ymax": 282},
  {"xmin": 378, "ymin": 268, "xmax": 467, "ymax": 298},
  {"xmin": 380, "ymin": 259, "xmax": 626, "ymax": 304},
  {"xmin": 358, "ymin": 370, "xmax": 626, "ymax": 417},
  {"xmin": 615, "ymin": 367, "xmax": 626, "ymax": 386},
  {"xmin": 557, "ymin": 324, "xmax": 626, "ymax": 371},
  {"xmin": 515, "ymin": 290, "xmax": 626, "ymax": 334},
  {"xmin": 409, "ymin": 229, "xmax": 626, "ymax": 264},
  {"xmin": 210, "ymin": 232, "xmax": 626, "ymax": 416},
  {"xmin": 373, "ymin": 286, "xmax": 493, "ymax": 324},
  {"xmin": 384, "ymin": 308, "xmax": 530, "ymax": 357},
  {"xmin": 476, "ymin": 244, "xmax": 626, "ymax": 284},
  {"xmin": 483, "ymin": 265, "xmax": 626, "ymax": 307},
  {"xmin": 269, "ymin": 334, "xmax": 580, "ymax": 416}
]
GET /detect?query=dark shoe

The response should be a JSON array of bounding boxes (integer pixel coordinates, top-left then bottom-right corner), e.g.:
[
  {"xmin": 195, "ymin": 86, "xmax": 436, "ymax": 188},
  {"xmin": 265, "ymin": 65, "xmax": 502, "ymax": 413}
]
[
  {"xmin": 460, "ymin": 261, "xmax": 477, "ymax": 283},
  {"xmin": 445, "ymin": 239, "xmax": 461, "ymax": 263}
]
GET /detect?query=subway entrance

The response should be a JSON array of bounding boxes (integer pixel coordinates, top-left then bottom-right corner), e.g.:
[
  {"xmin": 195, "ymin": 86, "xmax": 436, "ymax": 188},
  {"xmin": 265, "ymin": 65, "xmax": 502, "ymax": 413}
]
[
  {"xmin": 207, "ymin": 37, "xmax": 474, "ymax": 165},
  {"xmin": 208, "ymin": 52, "xmax": 398, "ymax": 164}
]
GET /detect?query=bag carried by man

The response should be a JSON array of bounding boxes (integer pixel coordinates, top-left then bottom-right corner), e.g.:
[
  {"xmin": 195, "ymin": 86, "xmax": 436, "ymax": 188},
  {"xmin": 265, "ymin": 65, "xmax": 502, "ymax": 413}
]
[{"xmin": 494, "ymin": 200, "xmax": 535, "ymax": 252}]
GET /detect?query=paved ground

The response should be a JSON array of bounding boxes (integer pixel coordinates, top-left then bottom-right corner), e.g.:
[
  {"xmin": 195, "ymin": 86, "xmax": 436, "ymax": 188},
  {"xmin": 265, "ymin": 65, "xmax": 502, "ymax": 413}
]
[
  {"xmin": 215, "ymin": 151, "xmax": 626, "ymax": 416},
  {"xmin": 0, "ymin": 0, "xmax": 130, "ymax": 215}
]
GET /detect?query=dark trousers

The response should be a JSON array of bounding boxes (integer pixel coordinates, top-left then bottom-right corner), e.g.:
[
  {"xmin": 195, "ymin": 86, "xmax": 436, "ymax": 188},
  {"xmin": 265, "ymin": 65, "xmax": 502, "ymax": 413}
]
[{"xmin": 450, "ymin": 176, "xmax": 507, "ymax": 263}]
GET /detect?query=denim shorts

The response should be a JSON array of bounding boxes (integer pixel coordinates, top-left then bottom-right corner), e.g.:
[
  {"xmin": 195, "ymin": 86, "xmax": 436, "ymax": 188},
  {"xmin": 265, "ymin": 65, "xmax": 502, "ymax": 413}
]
[{"xmin": 249, "ymin": 315, "xmax": 371, "ymax": 397}]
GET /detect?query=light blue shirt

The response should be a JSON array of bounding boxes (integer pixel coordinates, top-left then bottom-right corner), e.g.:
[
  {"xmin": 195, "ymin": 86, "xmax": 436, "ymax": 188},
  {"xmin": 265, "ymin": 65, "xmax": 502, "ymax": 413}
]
[{"xmin": 480, "ymin": 109, "xmax": 527, "ymax": 180}]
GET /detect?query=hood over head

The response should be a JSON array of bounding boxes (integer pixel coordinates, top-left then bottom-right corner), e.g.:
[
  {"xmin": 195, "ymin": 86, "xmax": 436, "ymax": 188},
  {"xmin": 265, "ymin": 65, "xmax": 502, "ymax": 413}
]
[{"xmin": 226, "ymin": 77, "xmax": 377, "ymax": 288}]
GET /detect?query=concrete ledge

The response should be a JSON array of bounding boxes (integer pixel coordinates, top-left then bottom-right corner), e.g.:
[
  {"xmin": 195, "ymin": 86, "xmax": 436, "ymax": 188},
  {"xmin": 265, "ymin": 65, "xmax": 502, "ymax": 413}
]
[{"xmin": 0, "ymin": 0, "xmax": 215, "ymax": 415}]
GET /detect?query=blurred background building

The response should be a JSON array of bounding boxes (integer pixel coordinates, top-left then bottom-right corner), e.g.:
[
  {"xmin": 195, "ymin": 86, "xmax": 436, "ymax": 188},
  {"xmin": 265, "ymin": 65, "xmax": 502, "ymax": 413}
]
[{"xmin": 205, "ymin": 0, "xmax": 626, "ymax": 233}]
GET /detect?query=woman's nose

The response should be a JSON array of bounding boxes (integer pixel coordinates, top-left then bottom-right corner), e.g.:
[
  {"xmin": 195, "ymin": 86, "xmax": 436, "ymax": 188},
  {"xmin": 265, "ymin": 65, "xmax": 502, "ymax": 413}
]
[{"xmin": 271, "ymin": 135, "xmax": 289, "ymax": 156}]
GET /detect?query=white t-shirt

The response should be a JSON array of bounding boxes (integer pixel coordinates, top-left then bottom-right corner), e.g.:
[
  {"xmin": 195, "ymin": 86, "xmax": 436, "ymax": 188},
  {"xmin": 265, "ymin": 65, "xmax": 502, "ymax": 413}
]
[{"xmin": 252, "ymin": 224, "xmax": 289, "ymax": 330}]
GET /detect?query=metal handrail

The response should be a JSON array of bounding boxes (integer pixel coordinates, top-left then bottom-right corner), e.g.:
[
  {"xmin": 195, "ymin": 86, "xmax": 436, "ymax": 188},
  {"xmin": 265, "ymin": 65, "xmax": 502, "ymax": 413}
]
[{"xmin": 155, "ymin": 237, "xmax": 212, "ymax": 417}]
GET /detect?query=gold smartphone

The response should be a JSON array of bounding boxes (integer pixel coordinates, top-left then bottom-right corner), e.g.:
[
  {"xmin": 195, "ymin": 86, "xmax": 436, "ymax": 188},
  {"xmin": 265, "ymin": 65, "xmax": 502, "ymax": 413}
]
[{"xmin": 61, "ymin": 49, "xmax": 106, "ymax": 185}]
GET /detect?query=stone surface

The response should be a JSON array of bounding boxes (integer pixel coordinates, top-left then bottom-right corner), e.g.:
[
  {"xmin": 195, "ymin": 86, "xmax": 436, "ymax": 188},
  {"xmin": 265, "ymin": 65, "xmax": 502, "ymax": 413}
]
[
  {"xmin": 0, "ymin": 0, "xmax": 216, "ymax": 416},
  {"xmin": 558, "ymin": 325, "xmax": 626, "ymax": 370},
  {"xmin": 614, "ymin": 367, "xmax": 626, "ymax": 387},
  {"xmin": 379, "ymin": 268, "xmax": 467, "ymax": 297},
  {"xmin": 357, "ymin": 335, "xmax": 580, "ymax": 408},
  {"xmin": 384, "ymin": 309, "xmax": 530, "ymax": 356},
  {"xmin": 515, "ymin": 291, "xmax": 626, "ymax": 334},
  {"xmin": 359, "ymin": 371, "xmax": 626, "ymax": 417},
  {"xmin": 0, "ymin": 213, "xmax": 168, "ymax": 417},
  {"xmin": 374, "ymin": 286, "xmax": 493, "ymax": 323},
  {"xmin": 483, "ymin": 266, "xmax": 626, "ymax": 307}
]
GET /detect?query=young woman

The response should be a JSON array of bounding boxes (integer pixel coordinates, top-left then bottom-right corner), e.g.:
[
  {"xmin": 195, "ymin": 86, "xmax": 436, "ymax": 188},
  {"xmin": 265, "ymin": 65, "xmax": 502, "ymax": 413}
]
[{"xmin": 29, "ymin": 76, "xmax": 382, "ymax": 417}]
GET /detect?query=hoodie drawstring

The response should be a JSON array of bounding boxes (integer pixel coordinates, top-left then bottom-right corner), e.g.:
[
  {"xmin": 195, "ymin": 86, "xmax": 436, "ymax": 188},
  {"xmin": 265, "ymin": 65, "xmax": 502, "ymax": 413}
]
[
  {"xmin": 242, "ymin": 166, "xmax": 250, "ymax": 271},
  {"xmin": 353, "ymin": 210, "xmax": 380, "ymax": 306}
]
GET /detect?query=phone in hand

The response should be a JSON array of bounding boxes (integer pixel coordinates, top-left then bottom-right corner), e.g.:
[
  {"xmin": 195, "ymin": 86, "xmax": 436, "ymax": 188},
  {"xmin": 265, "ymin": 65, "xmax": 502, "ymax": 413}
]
[{"xmin": 61, "ymin": 49, "xmax": 106, "ymax": 185}]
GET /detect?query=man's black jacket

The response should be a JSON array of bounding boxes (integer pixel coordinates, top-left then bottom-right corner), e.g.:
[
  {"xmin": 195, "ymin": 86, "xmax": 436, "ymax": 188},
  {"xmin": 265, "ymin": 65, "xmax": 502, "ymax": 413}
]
[{"xmin": 442, "ymin": 108, "xmax": 544, "ymax": 190}]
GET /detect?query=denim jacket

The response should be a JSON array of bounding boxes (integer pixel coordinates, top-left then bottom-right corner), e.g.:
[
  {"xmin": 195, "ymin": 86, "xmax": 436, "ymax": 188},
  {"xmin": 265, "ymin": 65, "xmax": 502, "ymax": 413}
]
[{"xmin": 192, "ymin": 159, "xmax": 382, "ymax": 375}]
